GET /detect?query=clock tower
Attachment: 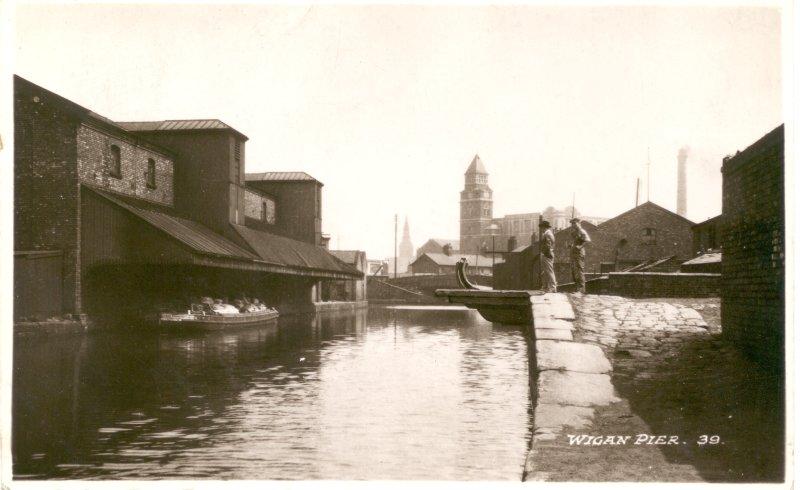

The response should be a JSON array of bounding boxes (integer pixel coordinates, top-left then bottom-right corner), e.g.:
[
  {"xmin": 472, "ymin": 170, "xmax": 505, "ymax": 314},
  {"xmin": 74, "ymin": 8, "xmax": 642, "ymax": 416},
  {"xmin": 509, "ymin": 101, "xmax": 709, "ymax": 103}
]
[{"xmin": 459, "ymin": 154, "xmax": 493, "ymax": 253}]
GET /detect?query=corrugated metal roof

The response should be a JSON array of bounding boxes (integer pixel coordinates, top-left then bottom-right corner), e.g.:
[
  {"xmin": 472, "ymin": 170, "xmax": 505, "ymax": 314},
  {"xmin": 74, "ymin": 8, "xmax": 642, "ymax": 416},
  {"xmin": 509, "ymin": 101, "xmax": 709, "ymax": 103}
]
[
  {"xmin": 245, "ymin": 172, "xmax": 320, "ymax": 183},
  {"xmin": 117, "ymin": 119, "xmax": 248, "ymax": 140},
  {"xmin": 90, "ymin": 188, "xmax": 360, "ymax": 277},
  {"xmin": 94, "ymin": 190, "xmax": 259, "ymax": 260},
  {"xmin": 232, "ymin": 225, "xmax": 362, "ymax": 277}
]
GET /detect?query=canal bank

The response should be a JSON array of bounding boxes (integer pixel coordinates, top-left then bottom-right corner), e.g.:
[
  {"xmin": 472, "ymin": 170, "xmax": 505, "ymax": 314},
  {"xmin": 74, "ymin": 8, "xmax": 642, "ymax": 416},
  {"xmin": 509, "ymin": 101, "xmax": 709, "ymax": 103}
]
[{"xmin": 522, "ymin": 294, "xmax": 784, "ymax": 482}]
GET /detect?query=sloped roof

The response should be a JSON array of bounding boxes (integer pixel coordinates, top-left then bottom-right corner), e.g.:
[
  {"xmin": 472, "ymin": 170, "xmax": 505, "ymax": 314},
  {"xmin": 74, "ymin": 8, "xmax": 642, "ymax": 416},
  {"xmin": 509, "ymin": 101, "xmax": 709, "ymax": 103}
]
[
  {"xmin": 232, "ymin": 225, "xmax": 361, "ymax": 277},
  {"xmin": 92, "ymin": 189, "xmax": 259, "ymax": 260},
  {"xmin": 598, "ymin": 201, "xmax": 696, "ymax": 229},
  {"xmin": 245, "ymin": 172, "xmax": 321, "ymax": 183},
  {"xmin": 421, "ymin": 238, "xmax": 460, "ymax": 250},
  {"xmin": 682, "ymin": 252, "xmax": 722, "ymax": 265},
  {"xmin": 117, "ymin": 119, "xmax": 248, "ymax": 141},
  {"xmin": 692, "ymin": 215, "xmax": 722, "ymax": 229},
  {"xmin": 329, "ymin": 250, "xmax": 364, "ymax": 265},
  {"xmin": 90, "ymin": 187, "xmax": 360, "ymax": 278},
  {"xmin": 14, "ymin": 77, "xmax": 174, "ymax": 157},
  {"xmin": 412, "ymin": 252, "xmax": 502, "ymax": 268},
  {"xmin": 465, "ymin": 154, "xmax": 487, "ymax": 174}
]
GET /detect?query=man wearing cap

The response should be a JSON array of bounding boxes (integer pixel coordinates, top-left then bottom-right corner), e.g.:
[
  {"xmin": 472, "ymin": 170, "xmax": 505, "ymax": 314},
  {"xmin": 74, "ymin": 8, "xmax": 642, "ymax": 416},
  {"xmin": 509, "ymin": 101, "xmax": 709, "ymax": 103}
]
[
  {"xmin": 569, "ymin": 218, "xmax": 591, "ymax": 293},
  {"xmin": 539, "ymin": 221, "xmax": 557, "ymax": 292}
]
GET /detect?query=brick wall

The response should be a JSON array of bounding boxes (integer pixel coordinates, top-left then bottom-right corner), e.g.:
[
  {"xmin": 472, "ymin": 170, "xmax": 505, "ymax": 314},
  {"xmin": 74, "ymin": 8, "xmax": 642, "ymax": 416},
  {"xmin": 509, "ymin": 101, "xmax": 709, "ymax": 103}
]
[
  {"xmin": 129, "ymin": 130, "xmax": 238, "ymax": 235},
  {"xmin": 14, "ymin": 78, "xmax": 82, "ymax": 314},
  {"xmin": 586, "ymin": 272, "xmax": 720, "ymax": 297},
  {"xmin": 245, "ymin": 180, "xmax": 320, "ymax": 244},
  {"xmin": 692, "ymin": 216, "xmax": 721, "ymax": 253},
  {"xmin": 721, "ymin": 125, "xmax": 784, "ymax": 371},
  {"xmin": 550, "ymin": 203, "xmax": 694, "ymax": 283},
  {"xmin": 77, "ymin": 124, "xmax": 174, "ymax": 205},
  {"xmin": 243, "ymin": 188, "xmax": 275, "ymax": 223},
  {"xmin": 496, "ymin": 202, "xmax": 695, "ymax": 289},
  {"xmin": 494, "ymin": 245, "xmax": 540, "ymax": 290}
]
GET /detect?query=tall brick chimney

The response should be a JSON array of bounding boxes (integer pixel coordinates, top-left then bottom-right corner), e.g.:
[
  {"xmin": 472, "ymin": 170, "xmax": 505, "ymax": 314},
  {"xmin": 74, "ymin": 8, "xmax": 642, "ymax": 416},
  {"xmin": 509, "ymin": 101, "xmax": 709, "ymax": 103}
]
[{"xmin": 677, "ymin": 147, "xmax": 689, "ymax": 217}]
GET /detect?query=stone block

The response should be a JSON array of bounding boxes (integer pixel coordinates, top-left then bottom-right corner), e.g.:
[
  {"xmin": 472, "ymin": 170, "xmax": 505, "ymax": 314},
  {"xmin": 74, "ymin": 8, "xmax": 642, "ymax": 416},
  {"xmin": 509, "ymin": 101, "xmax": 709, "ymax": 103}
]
[
  {"xmin": 678, "ymin": 307, "xmax": 703, "ymax": 320},
  {"xmin": 534, "ymin": 317, "xmax": 575, "ymax": 330},
  {"xmin": 537, "ymin": 370, "xmax": 620, "ymax": 407},
  {"xmin": 535, "ymin": 340, "xmax": 612, "ymax": 373},
  {"xmin": 535, "ymin": 328, "xmax": 573, "ymax": 341},
  {"xmin": 534, "ymin": 403, "xmax": 594, "ymax": 430}
]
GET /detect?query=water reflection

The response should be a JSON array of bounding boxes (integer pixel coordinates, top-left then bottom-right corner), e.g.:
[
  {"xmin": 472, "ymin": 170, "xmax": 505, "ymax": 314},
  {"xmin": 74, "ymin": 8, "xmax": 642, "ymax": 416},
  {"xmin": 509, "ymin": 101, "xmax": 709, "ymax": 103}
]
[{"xmin": 14, "ymin": 306, "xmax": 532, "ymax": 480}]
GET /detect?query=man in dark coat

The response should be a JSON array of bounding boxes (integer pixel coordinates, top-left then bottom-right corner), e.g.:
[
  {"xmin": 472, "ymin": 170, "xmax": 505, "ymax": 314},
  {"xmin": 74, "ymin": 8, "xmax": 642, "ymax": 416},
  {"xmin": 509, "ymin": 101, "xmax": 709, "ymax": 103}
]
[{"xmin": 539, "ymin": 221, "xmax": 557, "ymax": 292}]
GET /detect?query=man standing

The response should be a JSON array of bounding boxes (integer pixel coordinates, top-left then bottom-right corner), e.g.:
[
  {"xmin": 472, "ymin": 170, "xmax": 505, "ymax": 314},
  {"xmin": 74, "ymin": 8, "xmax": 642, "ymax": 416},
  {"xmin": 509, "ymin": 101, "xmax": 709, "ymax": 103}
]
[
  {"xmin": 569, "ymin": 218, "xmax": 591, "ymax": 293},
  {"xmin": 539, "ymin": 221, "xmax": 557, "ymax": 292}
]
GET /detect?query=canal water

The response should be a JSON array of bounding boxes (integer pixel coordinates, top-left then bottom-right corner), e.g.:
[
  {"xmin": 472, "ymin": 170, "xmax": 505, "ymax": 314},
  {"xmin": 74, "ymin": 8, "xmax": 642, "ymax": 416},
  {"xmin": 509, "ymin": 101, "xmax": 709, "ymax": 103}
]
[{"xmin": 13, "ymin": 306, "xmax": 533, "ymax": 480}]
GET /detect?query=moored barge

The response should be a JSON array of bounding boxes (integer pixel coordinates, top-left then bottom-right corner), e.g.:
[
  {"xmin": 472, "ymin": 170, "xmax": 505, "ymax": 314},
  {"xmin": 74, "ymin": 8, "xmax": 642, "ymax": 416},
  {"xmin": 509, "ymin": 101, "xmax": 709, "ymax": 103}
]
[{"xmin": 158, "ymin": 307, "xmax": 279, "ymax": 331}]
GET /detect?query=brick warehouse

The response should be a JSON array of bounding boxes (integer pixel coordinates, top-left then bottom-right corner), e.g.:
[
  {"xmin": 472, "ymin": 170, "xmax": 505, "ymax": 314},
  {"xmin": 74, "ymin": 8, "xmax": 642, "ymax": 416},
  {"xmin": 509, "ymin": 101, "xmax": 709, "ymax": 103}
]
[
  {"xmin": 13, "ymin": 76, "xmax": 362, "ymax": 325},
  {"xmin": 720, "ymin": 124, "xmax": 784, "ymax": 372}
]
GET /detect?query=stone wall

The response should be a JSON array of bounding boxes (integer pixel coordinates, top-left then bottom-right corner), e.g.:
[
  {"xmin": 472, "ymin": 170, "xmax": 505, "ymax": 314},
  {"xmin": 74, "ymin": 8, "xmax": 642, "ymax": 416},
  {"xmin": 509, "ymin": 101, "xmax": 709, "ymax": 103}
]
[
  {"xmin": 366, "ymin": 278, "xmax": 435, "ymax": 303},
  {"xmin": 390, "ymin": 273, "xmax": 492, "ymax": 293},
  {"xmin": 720, "ymin": 125, "xmax": 784, "ymax": 371},
  {"xmin": 586, "ymin": 272, "xmax": 720, "ymax": 298}
]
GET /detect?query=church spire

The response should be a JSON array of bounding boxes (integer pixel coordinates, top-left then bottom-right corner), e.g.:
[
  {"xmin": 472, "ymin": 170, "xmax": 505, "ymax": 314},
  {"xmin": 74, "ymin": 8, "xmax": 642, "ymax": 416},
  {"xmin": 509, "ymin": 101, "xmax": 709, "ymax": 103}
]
[{"xmin": 399, "ymin": 216, "xmax": 414, "ymax": 260}]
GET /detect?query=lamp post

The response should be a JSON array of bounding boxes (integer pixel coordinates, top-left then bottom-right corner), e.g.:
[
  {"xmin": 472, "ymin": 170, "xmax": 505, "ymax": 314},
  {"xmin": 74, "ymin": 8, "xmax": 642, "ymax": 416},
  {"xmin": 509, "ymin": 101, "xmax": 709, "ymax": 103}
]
[
  {"xmin": 394, "ymin": 214, "xmax": 398, "ymax": 279},
  {"xmin": 486, "ymin": 224, "xmax": 500, "ymax": 271}
]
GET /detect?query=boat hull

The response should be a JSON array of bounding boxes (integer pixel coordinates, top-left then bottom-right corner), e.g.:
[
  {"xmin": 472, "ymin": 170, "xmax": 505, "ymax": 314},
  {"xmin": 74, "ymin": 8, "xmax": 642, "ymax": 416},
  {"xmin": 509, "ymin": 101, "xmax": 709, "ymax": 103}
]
[{"xmin": 158, "ymin": 311, "xmax": 280, "ymax": 331}]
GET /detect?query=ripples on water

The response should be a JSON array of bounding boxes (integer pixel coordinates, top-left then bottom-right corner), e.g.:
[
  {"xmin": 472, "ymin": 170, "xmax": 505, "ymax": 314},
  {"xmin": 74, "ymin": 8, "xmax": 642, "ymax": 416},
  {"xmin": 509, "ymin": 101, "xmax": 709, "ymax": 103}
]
[{"xmin": 13, "ymin": 306, "xmax": 533, "ymax": 480}]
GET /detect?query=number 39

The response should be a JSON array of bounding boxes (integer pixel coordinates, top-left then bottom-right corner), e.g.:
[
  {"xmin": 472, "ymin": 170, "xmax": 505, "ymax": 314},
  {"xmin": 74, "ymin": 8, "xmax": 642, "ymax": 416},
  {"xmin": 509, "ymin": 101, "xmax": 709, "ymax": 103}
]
[{"xmin": 697, "ymin": 435, "xmax": 721, "ymax": 445}]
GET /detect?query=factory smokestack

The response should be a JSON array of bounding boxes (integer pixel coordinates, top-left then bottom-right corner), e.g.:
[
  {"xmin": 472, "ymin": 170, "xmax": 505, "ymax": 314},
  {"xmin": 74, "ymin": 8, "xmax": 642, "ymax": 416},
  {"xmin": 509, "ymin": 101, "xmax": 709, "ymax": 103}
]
[{"xmin": 677, "ymin": 146, "xmax": 689, "ymax": 217}]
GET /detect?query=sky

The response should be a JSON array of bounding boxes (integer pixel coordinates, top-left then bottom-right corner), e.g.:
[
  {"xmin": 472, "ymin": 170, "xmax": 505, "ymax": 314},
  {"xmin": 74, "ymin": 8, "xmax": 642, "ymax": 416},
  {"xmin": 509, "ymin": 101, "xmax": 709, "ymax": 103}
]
[{"xmin": 11, "ymin": 4, "xmax": 783, "ymax": 259}]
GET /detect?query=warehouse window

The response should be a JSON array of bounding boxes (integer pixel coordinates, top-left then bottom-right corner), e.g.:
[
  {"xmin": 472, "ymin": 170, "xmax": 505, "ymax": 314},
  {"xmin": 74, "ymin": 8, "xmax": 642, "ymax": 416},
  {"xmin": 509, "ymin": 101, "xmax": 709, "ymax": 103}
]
[
  {"xmin": 262, "ymin": 198, "xmax": 276, "ymax": 224},
  {"xmin": 109, "ymin": 145, "xmax": 121, "ymax": 178},
  {"xmin": 233, "ymin": 140, "xmax": 242, "ymax": 184},
  {"xmin": 146, "ymin": 159, "xmax": 156, "ymax": 189}
]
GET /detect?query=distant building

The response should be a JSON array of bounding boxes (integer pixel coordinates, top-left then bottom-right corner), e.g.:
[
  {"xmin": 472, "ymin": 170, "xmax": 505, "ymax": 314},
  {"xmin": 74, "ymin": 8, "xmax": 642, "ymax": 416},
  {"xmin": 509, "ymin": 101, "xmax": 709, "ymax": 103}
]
[
  {"xmin": 541, "ymin": 206, "xmax": 606, "ymax": 232},
  {"xmin": 495, "ymin": 201, "xmax": 695, "ymax": 288},
  {"xmin": 325, "ymin": 250, "xmax": 368, "ymax": 303},
  {"xmin": 367, "ymin": 259, "xmax": 388, "ymax": 277},
  {"xmin": 496, "ymin": 213, "xmax": 540, "ymax": 252},
  {"xmin": 459, "ymin": 155, "xmax": 494, "ymax": 254},
  {"xmin": 398, "ymin": 217, "xmax": 414, "ymax": 265},
  {"xmin": 692, "ymin": 215, "xmax": 721, "ymax": 254},
  {"xmin": 410, "ymin": 252, "xmax": 501, "ymax": 276},
  {"xmin": 416, "ymin": 238, "xmax": 460, "ymax": 258},
  {"xmin": 458, "ymin": 154, "xmax": 607, "ymax": 253}
]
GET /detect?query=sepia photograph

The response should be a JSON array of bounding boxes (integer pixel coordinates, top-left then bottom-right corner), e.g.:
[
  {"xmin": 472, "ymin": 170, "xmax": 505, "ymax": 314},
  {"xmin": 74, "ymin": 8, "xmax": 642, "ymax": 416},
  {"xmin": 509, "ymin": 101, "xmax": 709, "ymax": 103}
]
[{"xmin": 0, "ymin": 1, "xmax": 792, "ymax": 486}]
